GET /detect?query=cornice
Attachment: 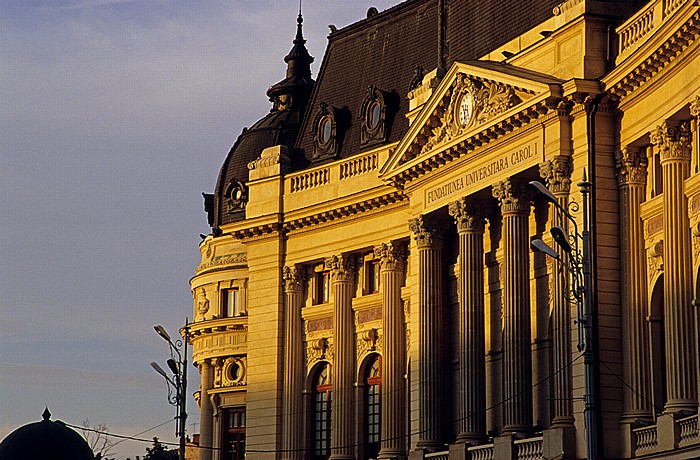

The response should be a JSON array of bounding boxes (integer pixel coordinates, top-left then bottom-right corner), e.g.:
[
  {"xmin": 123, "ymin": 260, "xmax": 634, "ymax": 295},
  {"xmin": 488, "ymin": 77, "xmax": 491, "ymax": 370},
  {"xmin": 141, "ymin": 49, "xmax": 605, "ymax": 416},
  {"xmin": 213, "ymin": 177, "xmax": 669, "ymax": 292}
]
[{"xmin": 605, "ymin": 6, "xmax": 700, "ymax": 100}]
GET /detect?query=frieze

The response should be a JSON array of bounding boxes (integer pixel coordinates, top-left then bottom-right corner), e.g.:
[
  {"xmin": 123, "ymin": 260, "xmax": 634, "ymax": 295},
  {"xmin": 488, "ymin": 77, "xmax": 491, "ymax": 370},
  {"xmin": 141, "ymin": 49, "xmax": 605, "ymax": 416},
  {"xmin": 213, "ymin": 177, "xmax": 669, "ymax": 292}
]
[{"xmin": 197, "ymin": 252, "xmax": 248, "ymax": 273}]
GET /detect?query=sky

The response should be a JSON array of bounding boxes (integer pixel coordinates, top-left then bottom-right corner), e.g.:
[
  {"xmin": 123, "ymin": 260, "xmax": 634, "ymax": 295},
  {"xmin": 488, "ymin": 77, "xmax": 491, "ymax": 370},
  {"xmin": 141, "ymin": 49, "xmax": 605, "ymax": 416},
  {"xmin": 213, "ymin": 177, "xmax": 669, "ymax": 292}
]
[{"xmin": 0, "ymin": 0, "xmax": 401, "ymax": 457}]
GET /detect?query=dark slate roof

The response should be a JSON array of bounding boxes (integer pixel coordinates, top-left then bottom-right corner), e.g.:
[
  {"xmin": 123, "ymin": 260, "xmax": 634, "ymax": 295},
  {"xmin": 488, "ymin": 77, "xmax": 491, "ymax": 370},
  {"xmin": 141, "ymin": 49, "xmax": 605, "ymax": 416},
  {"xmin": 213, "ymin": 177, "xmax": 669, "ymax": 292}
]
[
  {"xmin": 295, "ymin": 0, "xmax": 563, "ymax": 165},
  {"xmin": 0, "ymin": 409, "xmax": 95, "ymax": 460}
]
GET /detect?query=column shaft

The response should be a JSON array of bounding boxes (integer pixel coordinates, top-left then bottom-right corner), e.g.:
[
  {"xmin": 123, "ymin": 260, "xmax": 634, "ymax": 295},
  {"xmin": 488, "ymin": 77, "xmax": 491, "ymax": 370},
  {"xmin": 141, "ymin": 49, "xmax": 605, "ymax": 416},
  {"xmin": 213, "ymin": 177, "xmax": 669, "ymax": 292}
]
[
  {"xmin": 653, "ymin": 122, "xmax": 697, "ymax": 413},
  {"xmin": 616, "ymin": 148, "xmax": 652, "ymax": 420},
  {"xmin": 541, "ymin": 157, "xmax": 575, "ymax": 427},
  {"xmin": 327, "ymin": 255, "xmax": 356, "ymax": 460},
  {"xmin": 409, "ymin": 216, "xmax": 445, "ymax": 450},
  {"xmin": 200, "ymin": 360, "xmax": 214, "ymax": 460},
  {"xmin": 375, "ymin": 243, "xmax": 407, "ymax": 459},
  {"xmin": 449, "ymin": 199, "xmax": 487, "ymax": 442},
  {"xmin": 283, "ymin": 267, "xmax": 305, "ymax": 460},
  {"xmin": 493, "ymin": 179, "xmax": 532, "ymax": 433}
]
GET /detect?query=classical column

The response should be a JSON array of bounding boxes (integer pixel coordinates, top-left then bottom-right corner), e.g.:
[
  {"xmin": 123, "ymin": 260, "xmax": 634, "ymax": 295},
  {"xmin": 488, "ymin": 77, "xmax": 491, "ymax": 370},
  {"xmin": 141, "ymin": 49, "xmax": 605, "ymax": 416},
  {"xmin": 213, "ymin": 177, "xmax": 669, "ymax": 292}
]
[
  {"xmin": 282, "ymin": 266, "xmax": 306, "ymax": 460},
  {"xmin": 375, "ymin": 242, "xmax": 408, "ymax": 460},
  {"xmin": 651, "ymin": 121, "xmax": 697, "ymax": 413},
  {"xmin": 199, "ymin": 359, "xmax": 214, "ymax": 460},
  {"xmin": 540, "ymin": 157, "xmax": 575, "ymax": 427},
  {"xmin": 493, "ymin": 179, "xmax": 533, "ymax": 433},
  {"xmin": 448, "ymin": 198, "xmax": 487, "ymax": 443},
  {"xmin": 326, "ymin": 254, "xmax": 356, "ymax": 460},
  {"xmin": 408, "ymin": 216, "xmax": 446, "ymax": 449},
  {"xmin": 615, "ymin": 148, "xmax": 652, "ymax": 421}
]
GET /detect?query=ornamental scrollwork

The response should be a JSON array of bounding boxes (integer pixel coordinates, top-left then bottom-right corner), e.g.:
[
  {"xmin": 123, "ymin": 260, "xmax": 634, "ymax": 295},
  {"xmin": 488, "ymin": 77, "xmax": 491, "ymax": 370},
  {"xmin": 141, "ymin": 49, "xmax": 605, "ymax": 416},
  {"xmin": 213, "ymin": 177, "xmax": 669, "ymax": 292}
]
[
  {"xmin": 539, "ymin": 156, "xmax": 573, "ymax": 194},
  {"xmin": 409, "ymin": 215, "xmax": 447, "ymax": 248},
  {"xmin": 448, "ymin": 197, "xmax": 488, "ymax": 232},
  {"xmin": 492, "ymin": 178, "xmax": 532, "ymax": 214},
  {"xmin": 650, "ymin": 121, "xmax": 691, "ymax": 161}
]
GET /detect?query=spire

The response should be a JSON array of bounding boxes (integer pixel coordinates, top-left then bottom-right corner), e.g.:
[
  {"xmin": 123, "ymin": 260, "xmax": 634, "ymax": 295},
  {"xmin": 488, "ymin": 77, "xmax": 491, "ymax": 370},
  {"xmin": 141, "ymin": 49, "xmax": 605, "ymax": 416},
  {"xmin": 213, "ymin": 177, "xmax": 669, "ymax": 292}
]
[
  {"xmin": 283, "ymin": 10, "xmax": 314, "ymax": 79},
  {"xmin": 42, "ymin": 407, "xmax": 51, "ymax": 421}
]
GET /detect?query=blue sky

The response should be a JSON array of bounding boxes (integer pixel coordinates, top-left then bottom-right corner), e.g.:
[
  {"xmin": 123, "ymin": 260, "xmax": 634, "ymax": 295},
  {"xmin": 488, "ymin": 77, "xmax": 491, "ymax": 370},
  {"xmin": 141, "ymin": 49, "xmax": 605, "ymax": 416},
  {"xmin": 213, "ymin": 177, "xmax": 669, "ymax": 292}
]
[{"xmin": 0, "ymin": 0, "xmax": 400, "ymax": 457}]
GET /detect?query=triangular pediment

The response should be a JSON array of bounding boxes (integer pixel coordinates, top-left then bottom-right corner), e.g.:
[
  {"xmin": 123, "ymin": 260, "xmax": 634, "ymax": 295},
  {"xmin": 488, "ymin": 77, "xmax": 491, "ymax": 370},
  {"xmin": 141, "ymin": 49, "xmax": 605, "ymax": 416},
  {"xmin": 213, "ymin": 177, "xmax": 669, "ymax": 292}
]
[{"xmin": 380, "ymin": 61, "xmax": 563, "ymax": 185}]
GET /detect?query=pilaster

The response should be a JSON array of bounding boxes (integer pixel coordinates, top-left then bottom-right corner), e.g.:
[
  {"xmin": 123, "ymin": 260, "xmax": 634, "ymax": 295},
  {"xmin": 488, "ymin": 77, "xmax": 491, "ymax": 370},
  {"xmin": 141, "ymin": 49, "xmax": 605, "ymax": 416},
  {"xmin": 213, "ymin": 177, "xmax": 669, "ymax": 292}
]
[
  {"xmin": 492, "ymin": 178, "xmax": 533, "ymax": 434},
  {"xmin": 448, "ymin": 197, "xmax": 488, "ymax": 443}
]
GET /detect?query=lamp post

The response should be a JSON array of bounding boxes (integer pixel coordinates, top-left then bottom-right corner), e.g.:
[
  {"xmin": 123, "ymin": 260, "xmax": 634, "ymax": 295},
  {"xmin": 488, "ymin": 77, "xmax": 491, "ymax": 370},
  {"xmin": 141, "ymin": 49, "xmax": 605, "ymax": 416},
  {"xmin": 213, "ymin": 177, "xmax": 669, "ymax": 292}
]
[
  {"xmin": 151, "ymin": 319, "xmax": 190, "ymax": 460},
  {"xmin": 530, "ymin": 173, "xmax": 598, "ymax": 460}
]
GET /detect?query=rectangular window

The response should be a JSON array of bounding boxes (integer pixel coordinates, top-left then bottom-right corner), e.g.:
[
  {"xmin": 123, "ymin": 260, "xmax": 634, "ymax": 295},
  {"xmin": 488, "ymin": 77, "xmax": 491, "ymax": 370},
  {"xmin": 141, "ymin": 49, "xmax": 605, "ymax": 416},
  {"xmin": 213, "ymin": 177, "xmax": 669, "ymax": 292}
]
[
  {"xmin": 223, "ymin": 407, "xmax": 246, "ymax": 460},
  {"xmin": 223, "ymin": 289, "xmax": 241, "ymax": 317},
  {"xmin": 315, "ymin": 271, "xmax": 330, "ymax": 304},
  {"xmin": 366, "ymin": 260, "xmax": 380, "ymax": 294}
]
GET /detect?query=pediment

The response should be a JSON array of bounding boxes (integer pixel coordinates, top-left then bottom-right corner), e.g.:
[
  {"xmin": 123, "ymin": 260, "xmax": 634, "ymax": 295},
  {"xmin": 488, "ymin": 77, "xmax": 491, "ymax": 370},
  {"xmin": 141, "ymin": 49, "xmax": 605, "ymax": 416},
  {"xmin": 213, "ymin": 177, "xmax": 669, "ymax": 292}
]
[{"xmin": 380, "ymin": 61, "xmax": 563, "ymax": 185}]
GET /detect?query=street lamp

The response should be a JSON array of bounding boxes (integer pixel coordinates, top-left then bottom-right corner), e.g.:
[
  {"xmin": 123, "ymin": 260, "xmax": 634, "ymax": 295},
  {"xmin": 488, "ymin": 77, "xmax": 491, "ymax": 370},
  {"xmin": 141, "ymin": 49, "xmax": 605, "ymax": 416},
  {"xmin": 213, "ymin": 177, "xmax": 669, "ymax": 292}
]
[
  {"xmin": 530, "ymin": 172, "xmax": 598, "ymax": 460},
  {"xmin": 152, "ymin": 319, "xmax": 190, "ymax": 460}
]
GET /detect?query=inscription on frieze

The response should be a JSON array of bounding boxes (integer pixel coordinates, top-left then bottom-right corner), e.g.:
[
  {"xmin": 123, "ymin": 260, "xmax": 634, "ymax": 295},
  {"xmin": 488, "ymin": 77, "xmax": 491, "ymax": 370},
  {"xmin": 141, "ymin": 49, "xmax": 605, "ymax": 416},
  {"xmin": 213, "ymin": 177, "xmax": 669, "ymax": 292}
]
[{"xmin": 423, "ymin": 137, "xmax": 542, "ymax": 211}]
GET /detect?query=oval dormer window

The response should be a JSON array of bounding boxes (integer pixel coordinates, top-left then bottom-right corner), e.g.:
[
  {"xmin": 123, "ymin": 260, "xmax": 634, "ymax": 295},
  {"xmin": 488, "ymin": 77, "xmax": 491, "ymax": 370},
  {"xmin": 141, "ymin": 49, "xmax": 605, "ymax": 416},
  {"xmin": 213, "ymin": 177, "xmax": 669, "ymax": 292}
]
[
  {"xmin": 319, "ymin": 116, "xmax": 333, "ymax": 145},
  {"xmin": 368, "ymin": 100, "xmax": 381, "ymax": 130}
]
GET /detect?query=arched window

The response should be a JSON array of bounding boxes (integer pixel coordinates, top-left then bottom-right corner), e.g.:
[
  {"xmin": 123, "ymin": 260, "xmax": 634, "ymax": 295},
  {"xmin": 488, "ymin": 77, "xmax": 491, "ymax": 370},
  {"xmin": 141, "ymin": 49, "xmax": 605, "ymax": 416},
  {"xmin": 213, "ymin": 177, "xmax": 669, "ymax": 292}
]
[
  {"xmin": 312, "ymin": 363, "xmax": 332, "ymax": 460},
  {"xmin": 364, "ymin": 355, "xmax": 381, "ymax": 459}
]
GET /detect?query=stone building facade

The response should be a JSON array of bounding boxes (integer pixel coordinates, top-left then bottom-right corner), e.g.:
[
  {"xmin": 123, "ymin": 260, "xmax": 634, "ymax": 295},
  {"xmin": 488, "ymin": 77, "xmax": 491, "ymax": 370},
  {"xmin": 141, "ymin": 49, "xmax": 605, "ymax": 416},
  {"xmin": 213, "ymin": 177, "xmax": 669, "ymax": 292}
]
[{"xmin": 188, "ymin": 0, "xmax": 700, "ymax": 458}]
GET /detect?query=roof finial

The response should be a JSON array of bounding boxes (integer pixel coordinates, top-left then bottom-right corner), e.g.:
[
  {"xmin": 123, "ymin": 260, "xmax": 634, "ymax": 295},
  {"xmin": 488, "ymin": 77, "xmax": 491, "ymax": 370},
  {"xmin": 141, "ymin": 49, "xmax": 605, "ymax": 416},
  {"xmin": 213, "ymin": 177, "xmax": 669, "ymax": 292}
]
[
  {"xmin": 295, "ymin": 2, "xmax": 304, "ymax": 44},
  {"xmin": 42, "ymin": 407, "xmax": 51, "ymax": 421}
]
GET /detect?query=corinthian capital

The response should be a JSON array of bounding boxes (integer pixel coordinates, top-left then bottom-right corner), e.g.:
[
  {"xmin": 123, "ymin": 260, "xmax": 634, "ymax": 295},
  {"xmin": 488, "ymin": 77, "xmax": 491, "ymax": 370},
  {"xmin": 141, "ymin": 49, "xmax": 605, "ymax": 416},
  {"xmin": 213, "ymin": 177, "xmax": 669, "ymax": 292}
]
[
  {"xmin": 492, "ymin": 178, "xmax": 531, "ymax": 214},
  {"xmin": 448, "ymin": 197, "xmax": 487, "ymax": 232},
  {"xmin": 408, "ymin": 216, "xmax": 446, "ymax": 248},
  {"xmin": 282, "ymin": 266, "xmax": 305, "ymax": 293},
  {"xmin": 650, "ymin": 121, "xmax": 691, "ymax": 162},
  {"xmin": 615, "ymin": 147, "xmax": 648, "ymax": 186},
  {"xmin": 539, "ymin": 156, "xmax": 573, "ymax": 194},
  {"xmin": 373, "ymin": 242, "xmax": 407, "ymax": 271},
  {"xmin": 325, "ymin": 255, "xmax": 356, "ymax": 282}
]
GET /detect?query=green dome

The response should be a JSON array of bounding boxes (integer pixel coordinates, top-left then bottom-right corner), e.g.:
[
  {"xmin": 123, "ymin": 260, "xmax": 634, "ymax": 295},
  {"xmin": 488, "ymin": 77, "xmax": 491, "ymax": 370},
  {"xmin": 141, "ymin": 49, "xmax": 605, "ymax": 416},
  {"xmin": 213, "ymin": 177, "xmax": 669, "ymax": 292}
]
[{"xmin": 0, "ymin": 408, "xmax": 95, "ymax": 460}]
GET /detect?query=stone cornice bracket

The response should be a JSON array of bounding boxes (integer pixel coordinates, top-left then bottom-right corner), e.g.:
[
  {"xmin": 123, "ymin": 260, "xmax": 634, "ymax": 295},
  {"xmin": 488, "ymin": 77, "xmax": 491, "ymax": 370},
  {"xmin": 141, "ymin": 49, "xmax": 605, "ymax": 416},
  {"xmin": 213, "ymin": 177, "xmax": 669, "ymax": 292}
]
[
  {"xmin": 539, "ymin": 156, "xmax": 573, "ymax": 195},
  {"xmin": 492, "ymin": 178, "xmax": 532, "ymax": 214},
  {"xmin": 448, "ymin": 197, "xmax": 488, "ymax": 232},
  {"xmin": 325, "ymin": 254, "xmax": 356, "ymax": 282},
  {"xmin": 408, "ymin": 215, "xmax": 447, "ymax": 248},
  {"xmin": 373, "ymin": 242, "xmax": 407, "ymax": 272},
  {"xmin": 555, "ymin": 99, "xmax": 574, "ymax": 120},
  {"xmin": 650, "ymin": 121, "xmax": 692, "ymax": 161},
  {"xmin": 690, "ymin": 95, "xmax": 700, "ymax": 119},
  {"xmin": 283, "ymin": 266, "xmax": 305, "ymax": 293},
  {"xmin": 615, "ymin": 147, "xmax": 648, "ymax": 185}
]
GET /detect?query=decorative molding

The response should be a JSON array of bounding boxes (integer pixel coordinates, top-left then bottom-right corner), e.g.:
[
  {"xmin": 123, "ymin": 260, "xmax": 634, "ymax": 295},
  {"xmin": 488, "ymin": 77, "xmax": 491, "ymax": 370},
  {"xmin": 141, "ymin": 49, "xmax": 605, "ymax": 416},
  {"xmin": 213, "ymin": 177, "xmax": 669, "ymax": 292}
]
[
  {"xmin": 373, "ymin": 242, "xmax": 408, "ymax": 271},
  {"xmin": 693, "ymin": 222, "xmax": 700, "ymax": 263},
  {"xmin": 306, "ymin": 337, "xmax": 331, "ymax": 368},
  {"xmin": 247, "ymin": 146, "xmax": 290, "ymax": 171},
  {"xmin": 647, "ymin": 240, "xmax": 664, "ymax": 283},
  {"xmin": 408, "ymin": 215, "xmax": 447, "ymax": 248},
  {"xmin": 448, "ymin": 197, "xmax": 488, "ymax": 232},
  {"xmin": 283, "ymin": 266, "xmax": 305, "ymax": 293},
  {"xmin": 539, "ymin": 156, "xmax": 573, "ymax": 194},
  {"xmin": 197, "ymin": 288, "xmax": 211, "ymax": 315},
  {"xmin": 690, "ymin": 94, "xmax": 700, "ymax": 118},
  {"xmin": 196, "ymin": 252, "xmax": 247, "ymax": 273},
  {"xmin": 357, "ymin": 328, "xmax": 379, "ymax": 361},
  {"xmin": 616, "ymin": 147, "xmax": 649, "ymax": 185},
  {"xmin": 492, "ymin": 178, "xmax": 532, "ymax": 214},
  {"xmin": 360, "ymin": 85, "xmax": 390, "ymax": 146},
  {"xmin": 650, "ymin": 121, "xmax": 692, "ymax": 161},
  {"xmin": 220, "ymin": 356, "xmax": 246, "ymax": 387},
  {"xmin": 312, "ymin": 102, "xmax": 340, "ymax": 161}
]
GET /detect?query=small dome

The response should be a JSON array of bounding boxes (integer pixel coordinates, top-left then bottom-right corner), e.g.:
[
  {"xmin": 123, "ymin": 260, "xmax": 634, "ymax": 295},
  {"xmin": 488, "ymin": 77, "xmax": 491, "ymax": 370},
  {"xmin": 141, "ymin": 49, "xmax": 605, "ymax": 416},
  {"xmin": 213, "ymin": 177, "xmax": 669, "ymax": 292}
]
[{"xmin": 0, "ymin": 408, "xmax": 95, "ymax": 460}]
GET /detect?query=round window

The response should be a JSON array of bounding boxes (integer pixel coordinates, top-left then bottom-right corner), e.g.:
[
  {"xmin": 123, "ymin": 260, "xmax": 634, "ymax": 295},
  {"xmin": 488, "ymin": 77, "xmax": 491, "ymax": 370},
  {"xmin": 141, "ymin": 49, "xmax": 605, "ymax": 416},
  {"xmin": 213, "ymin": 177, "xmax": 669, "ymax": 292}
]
[
  {"xmin": 368, "ymin": 100, "xmax": 381, "ymax": 129},
  {"xmin": 319, "ymin": 116, "xmax": 332, "ymax": 144},
  {"xmin": 227, "ymin": 362, "xmax": 241, "ymax": 382}
]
